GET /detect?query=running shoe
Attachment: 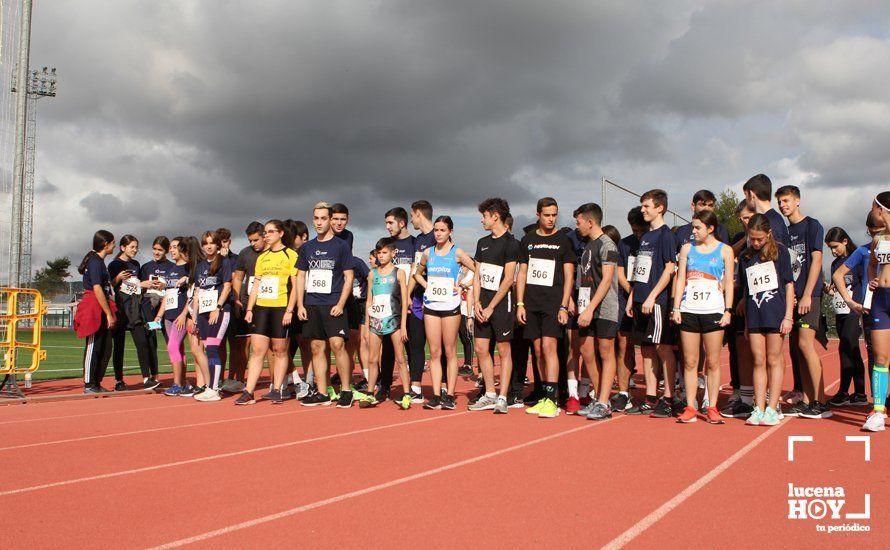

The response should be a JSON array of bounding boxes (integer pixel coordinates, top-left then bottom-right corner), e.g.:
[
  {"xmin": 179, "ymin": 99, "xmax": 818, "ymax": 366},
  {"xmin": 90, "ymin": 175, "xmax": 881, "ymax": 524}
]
[
  {"xmin": 609, "ymin": 392, "xmax": 631, "ymax": 412},
  {"xmin": 783, "ymin": 401, "xmax": 807, "ymax": 417},
  {"xmin": 626, "ymin": 400, "xmax": 656, "ymax": 415},
  {"xmin": 525, "ymin": 399, "xmax": 547, "ymax": 415},
  {"xmin": 799, "ymin": 401, "xmax": 832, "ymax": 419},
  {"xmin": 494, "ymin": 397, "xmax": 509, "ymax": 414},
  {"xmin": 458, "ymin": 364, "xmax": 474, "ymax": 377},
  {"xmin": 220, "ymin": 379, "xmax": 244, "ymax": 393},
  {"xmin": 537, "ymin": 398, "xmax": 560, "ymax": 418},
  {"xmin": 114, "ymin": 381, "xmax": 127, "ymax": 392},
  {"xmin": 301, "ymin": 392, "xmax": 332, "ymax": 406},
  {"xmin": 354, "ymin": 378, "xmax": 369, "ymax": 392},
  {"xmin": 358, "ymin": 395, "xmax": 379, "ymax": 409},
  {"xmin": 650, "ymin": 398, "xmax": 673, "ymax": 418},
  {"xmin": 83, "ymin": 385, "xmax": 101, "ymax": 394},
  {"xmin": 263, "ymin": 388, "xmax": 281, "ymax": 402},
  {"xmin": 195, "ymin": 388, "xmax": 221, "ymax": 402},
  {"xmin": 397, "ymin": 394, "xmax": 412, "ymax": 410},
  {"xmin": 180, "ymin": 384, "xmax": 199, "ymax": 397},
  {"xmin": 164, "ymin": 384, "xmax": 182, "ymax": 397},
  {"xmin": 676, "ymin": 406, "xmax": 698, "ymax": 423},
  {"xmin": 587, "ymin": 402, "xmax": 612, "ymax": 421},
  {"xmin": 827, "ymin": 392, "xmax": 850, "ymax": 407},
  {"xmin": 706, "ymin": 407, "xmax": 725, "ymax": 425},
  {"xmin": 781, "ymin": 389, "xmax": 803, "ymax": 405},
  {"xmin": 565, "ymin": 396, "xmax": 581, "ymax": 415},
  {"xmin": 506, "ymin": 395, "xmax": 525, "ymax": 409},
  {"xmin": 280, "ymin": 385, "xmax": 294, "ymax": 401},
  {"xmin": 475, "ymin": 378, "xmax": 484, "ymax": 389},
  {"xmin": 424, "ymin": 396, "xmax": 442, "ymax": 410},
  {"xmin": 409, "ymin": 391, "xmax": 425, "ymax": 404},
  {"xmin": 720, "ymin": 400, "xmax": 754, "ymax": 419},
  {"xmin": 467, "ymin": 391, "xmax": 483, "ymax": 406},
  {"xmin": 144, "ymin": 378, "xmax": 161, "ymax": 391},
  {"xmin": 577, "ymin": 400, "xmax": 597, "ymax": 417},
  {"xmin": 746, "ymin": 406, "xmax": 764, "ymax": 426},
  {"xmin": 850, "ymin": 393, "xmax": 870, "ymax": 406},
  {"xmin": 725, "ymin": 389, "xmax": 741, "ymax": 406},
  {"xmin": 351, "ymin": 386, "xmax": 371, "ymax": 402},
  {"xmin": 760, "ymin": 407, "xmax": 781, "ymax": 426},
  {"xmin": 296, "ymin": 382, "xmax": 311, "ymax": 400},
  {"xmin": 442, "ymin": 394, "xmax": 456, "ymax": 410},
  {"xmin": 327, "ymin": 386, "xmax": 338, "ymax": 401},
  {"xmin": 234, "ymin": 390, "xmax": 256, "ymax": 406},
  {"xmin": 337, "ymin": 391, "xmax": 354, "ymax": 408},
  {"xmin": 374, "ymin": 387, "xmax": 391, "ymax": 403},
  {"xmin": 862, "ymin": 412, "xmax": 887, "ymax": 432},
  {"xmin": 671, "ymin": 396, "xmax": 686, "ymax": 417},
  {"xmin": 469, "ymin": 394, "xmax": 498, "ymax": 411}
]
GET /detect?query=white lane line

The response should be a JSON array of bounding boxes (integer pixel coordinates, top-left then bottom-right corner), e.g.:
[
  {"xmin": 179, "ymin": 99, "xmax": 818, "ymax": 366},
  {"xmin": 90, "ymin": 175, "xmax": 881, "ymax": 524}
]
[
  {"xmin": 0, "ymin": 402, "xmax": 195, "ymax": 426},
  {"xmin": 603, "ymin": 367, "xmax": 839, "ymax": 549},
  {"xmin": 150, "ymin": 416, "xmax": 626, "ymax": 549},
  {"xmin": 0, "ymin": 406, "xmax": 330, "ymax": 452},
  {"xmin": 0, "ymin": 411, "xmax": 473, "ymax": 497}
]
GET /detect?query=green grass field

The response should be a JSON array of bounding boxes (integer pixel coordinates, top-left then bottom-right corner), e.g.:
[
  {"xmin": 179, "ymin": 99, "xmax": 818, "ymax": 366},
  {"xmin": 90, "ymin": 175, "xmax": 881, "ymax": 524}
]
[{"xmin": 8, "ymin": 329, "xmax": 467, "ymax": 382}]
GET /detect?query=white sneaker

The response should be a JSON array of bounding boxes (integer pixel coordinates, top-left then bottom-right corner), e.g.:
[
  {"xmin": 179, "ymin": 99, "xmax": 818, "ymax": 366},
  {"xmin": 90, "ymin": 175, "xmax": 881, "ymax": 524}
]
[
  {"xmin": 195, "ymin": 388, "xmax": 221, "ymax": 402},
  {"xmin": 862, "ymin": 412, "xmax": 886, "ymax": 432},
  {"xmin": 296, "ymin": 382, "xmax": 310, "ymax": 400},
  {"xmin": 697, "ymin": 376, "xmax": 705, "ymax": 390}
]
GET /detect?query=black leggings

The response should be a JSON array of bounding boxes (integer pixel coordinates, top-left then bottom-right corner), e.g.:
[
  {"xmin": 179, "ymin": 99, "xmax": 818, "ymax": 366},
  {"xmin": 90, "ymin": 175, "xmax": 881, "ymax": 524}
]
[
  {"xmin": 83, "ymin": 320, "xmax": 112, "ymax": 388},
  {"xmin": 459, "ymin": 315, "xmax": 473, "ymax": 365},
  {"xmin": 112, "ymin": 318, "xmax": 157, "ymax": 380},
  {"xmin": 836, "ymin": 313, "xmax": 866, "ymax": 394}
]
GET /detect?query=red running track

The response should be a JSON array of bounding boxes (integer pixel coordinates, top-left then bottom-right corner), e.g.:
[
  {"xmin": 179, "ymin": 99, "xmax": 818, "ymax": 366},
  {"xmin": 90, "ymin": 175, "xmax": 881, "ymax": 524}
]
[{"xmin": 0, "ymin": 340, "xmax": 886, "ymax": 548}]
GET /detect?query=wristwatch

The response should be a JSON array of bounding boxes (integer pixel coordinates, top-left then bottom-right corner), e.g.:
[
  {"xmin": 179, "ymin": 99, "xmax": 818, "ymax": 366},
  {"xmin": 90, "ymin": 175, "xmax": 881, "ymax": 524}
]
[{"xmin": 216, "ymin": 304, "xmax": 223, "ymax": 310}]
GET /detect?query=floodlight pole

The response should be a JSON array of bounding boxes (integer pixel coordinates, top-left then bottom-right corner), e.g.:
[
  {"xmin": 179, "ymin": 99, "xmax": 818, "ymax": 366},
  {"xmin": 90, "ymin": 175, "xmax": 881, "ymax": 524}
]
[{"xmin": 8, "ymin": 0, "xmax": 33, "ymax": 289}]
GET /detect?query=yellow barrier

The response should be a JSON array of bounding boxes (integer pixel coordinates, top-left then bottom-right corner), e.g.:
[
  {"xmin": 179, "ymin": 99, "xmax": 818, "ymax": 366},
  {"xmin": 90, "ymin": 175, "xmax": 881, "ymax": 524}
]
[{"xmin": 0, "ymin": 287, "xmax": 48, "ymax": 376}]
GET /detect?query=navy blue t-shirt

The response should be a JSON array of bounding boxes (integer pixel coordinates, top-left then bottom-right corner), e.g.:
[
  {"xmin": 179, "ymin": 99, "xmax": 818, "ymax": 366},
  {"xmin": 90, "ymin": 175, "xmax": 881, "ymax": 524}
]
[
  {"xmin": 788, "ymin": 216, "xmax": 824, "ymax": 298},
  {"xmin": 296, "ymin": 236, "xmax": 353, "ymax": 306},
  {"xmin": 82, "ymin": 254, "xmax": 112, "ymax": 297},
  {"xmin": 844, "ymin": 244, "xmax": 871, "ymax": 303},
  {"xmin": 617, "ymin": 234, "xmax": 640, "ymax": 306},
  {"xmin": 140, "ymin": 258, "xmax": 174, "ymax": 300},
  {"xmin": 195, "ymin": 258, "xmax": 233, "ymax": 313},
  {"xmin": 631, "ymin": 225, "xmax": 677, "ymax": 306},
  {"xmin": 351, "ymin": 256, "xmax": 371, "ymax": 301},
  {"xmin": 163, "ymin": 262, "xmax": 190, "ymax": 321},
  {"xmin": 675, "ymin": 222, "xmax": 730, "ymax": 249},
  {"xmin": 739, "ymin": 243, "xmax": 794, "ymax": 330},
  {"xmin": 831, "ymin": 255, "xmax": 861, "ymax": 315},
  {"xmin": 765, "ymin": 208, "xmax": 791, "ymax": 248}
]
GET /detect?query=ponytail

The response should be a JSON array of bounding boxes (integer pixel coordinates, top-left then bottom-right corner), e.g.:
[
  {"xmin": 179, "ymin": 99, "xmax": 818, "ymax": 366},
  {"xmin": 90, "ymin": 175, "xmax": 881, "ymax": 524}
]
[{"xmin": 77, "ymin": 230, "xmax": 114, "ymax": 274}]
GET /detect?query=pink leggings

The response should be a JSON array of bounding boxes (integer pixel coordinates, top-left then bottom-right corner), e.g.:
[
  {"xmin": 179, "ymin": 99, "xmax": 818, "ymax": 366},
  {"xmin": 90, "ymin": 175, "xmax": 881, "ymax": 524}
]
[{"xmin": 165, "ymin": 319, "xmax": 187, "ymax": 364}]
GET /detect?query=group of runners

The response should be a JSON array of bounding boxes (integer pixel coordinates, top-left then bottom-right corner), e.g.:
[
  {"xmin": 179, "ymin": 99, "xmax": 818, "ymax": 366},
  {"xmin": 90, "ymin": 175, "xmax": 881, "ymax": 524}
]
[{"xmin": 73, "ymin": 175, "xmax": 890, "ymax": 432}]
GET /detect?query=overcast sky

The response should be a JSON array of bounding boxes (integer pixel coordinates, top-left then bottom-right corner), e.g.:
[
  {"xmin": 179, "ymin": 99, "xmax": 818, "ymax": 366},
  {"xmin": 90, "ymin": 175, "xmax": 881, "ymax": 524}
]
[{"xmin": 23, "ymin": 0, "xmax": 890, "ymax": 272}]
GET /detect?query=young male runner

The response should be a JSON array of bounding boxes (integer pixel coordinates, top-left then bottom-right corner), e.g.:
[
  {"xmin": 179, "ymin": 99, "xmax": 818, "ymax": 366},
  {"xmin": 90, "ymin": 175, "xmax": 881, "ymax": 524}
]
[
  {"xmin": 409, "ymin": 200, "xmax": 447, "ymax": 390},
  {"xmin": 376, "ymin": 207, "xmax": 416, "ymax": 402},
  {"xmin": 777, "ymin": 185, "xmax": 830, "ymax": 419},
  {"xmin": 331, "ymin": 203, "xmax": 354, "ymax": 251},
  {"xmin": 674, "ymin": 190, "xmax": 731, "ymax": 246},
  {"xmin": 216, "ymin": 227, "xmax": 237, "ymax": 381},
  {"xmin": 516, "ymin": 197, "xmax": 576, "ymax": 418},
  {"xmin": 626, "ymin": 189, "xmax": 678, "ymax": 418},
  {"xmin": 469, "ymin": 197, "xmax": 520, "ymax": 414},
  {"xmin": 564, "ymin": 218, "xmax": 589, "ymax": 412},
  {"xmin": 223, "ymin": 221, "xmax": 265, "ymax": 393},
  {"xmin": 574, "ymin": 203, "xmax": 620, "ymax": 420},
  {"xmin": 297, "ymin": 202, "xmax": 356, "ymax": 407}
]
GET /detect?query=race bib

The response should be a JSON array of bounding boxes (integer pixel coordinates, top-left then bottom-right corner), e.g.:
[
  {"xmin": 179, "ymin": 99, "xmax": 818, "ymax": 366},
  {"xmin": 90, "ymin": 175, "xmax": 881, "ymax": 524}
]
[
  {"xmin": 746, "ymin": 262, "xmax": 778, "ymax": 295},
  {"xmin": 427, "ymin": 276, "xmax": 453, "ymax": 301},
  {"xmin": 258, "ymin": 276, "xmax": 279, "ymax": 300},
  {"xmin": 146, "ymin": 276, "xmax": 166, "ymax": 297},
  {"xmin": 790, "ymin": 249, "xmax": 803, "ymax": 281},
  {"xmin": 527, "ymin": 258, "xmax": 556, "ymax": 287},
  {"xmin": 876, "ymin": 240, "xmax": 890, "ymax": 265},
  {"xmin": 480, "ymin": 262, "xmax": 504, "ymax": 292},
  {"xmin": 306, "ymin": 270, "xmax": 332, "ymax": 294},
  {"xmin": 685, "ymin": 278, "xmax": 722, "ymax": 310},
  {"xmin": 199, "ymin": 288, "xmax": 219, "ymax": 314},
  {"xmin": 247, "ymin": 276, "xmax": 256, "ymax": 295},
  {"xmin": 832, "ymin": 288, "xmax": 851, "ymax": 315},
  {"xmin": 413, "ymin": 252, "xmax": 423, "ymax": 275},
  {"xmin": 632, "ymin": 255, "xmax": 652, "ymax": 283},
  {"xmin": 626, "ymin": 255, "xmax": 637, "ymax": 279},
  {"xmin": 369, "ymin": 294, "xmax": 392, "ymax": 319},
  {"xmin": 577, "ymin": 287, "xmax": 591, "ymax": 311},
  {"xmin": 120, "ymin": 277, "xmax": 141, "ymax": 296},
  {"xmin": 396, "ymin": 263, "xmax": 412, "ymax": 282},
  {"xmin": 864, "ymin": 287, "xmax": 874, "ymax": 310},
  {"xmin": 164, "ymin": 288, "xmax": 178, "ymax": 310}
]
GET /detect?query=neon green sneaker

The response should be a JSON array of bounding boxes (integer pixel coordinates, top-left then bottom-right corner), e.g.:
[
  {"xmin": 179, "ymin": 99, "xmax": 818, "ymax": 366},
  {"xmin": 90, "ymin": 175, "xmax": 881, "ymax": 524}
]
[
  {"xmin": 358, "ymin": 395, "xmax": 379, "ymax": 409},
  {"xmin": 746, "ymin": 406, "xmax": 764, "ymax": 426},
  {"xmin": 525, "ymin": 399, "xmax": 545, "ymax": 415},
  {"xmin": 398, "ymin": 394, "xmax": 411, "ymax": 410},
  {"xmin": 351, "ymin": 386, "xmax": 370, "ymax": 402},
  {"xmin": 537, "ymin": 398, "xmax": 560, "ymax": 418},
  {"xmin": 327, "ymin": 386, "xmax": 338, "ymax": 401}
]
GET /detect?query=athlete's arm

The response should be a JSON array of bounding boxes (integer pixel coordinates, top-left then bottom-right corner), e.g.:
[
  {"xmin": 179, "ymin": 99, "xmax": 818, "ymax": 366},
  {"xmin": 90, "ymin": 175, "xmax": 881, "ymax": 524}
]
[
  {"xmin": 364, "ymin": 271, "xmax": 374, "ymax": 327},
  {"xmin": 397, "ymin": 268, "xmax": 409, "ymax": 333},
  {"xmin": 781, "ymin": 281, "xmax": 795, "ymax": 335},
  {"xmin": 232, "ymin": 269, "xmax": 245, "ymax": 307},
  {"xmin": 617, "ymin": 265, "xmax": 631, "ymax": 294},
  {"xmin": 413, "ymin": 250, "xmax": 429, "ymax": 289},
  {"xmin": 672, "ymin": 244, "xmax": 690, "ymax": 316},
  {"xmin": 644, "ymin": 261, "xmax": 676, "ymax": 313},
  {"xmin": 283, "ymin": 274, "xmax": 298, "ymax": 326},
  {"xmin": 295, "ymin": 271, "xmax": 307, "ymax": 321},
  {"xmin": 798, "ymin": 248, "xmax": 822, "ymax": 314},
  {"xmin": 832, "ymin": 264, "xmax": 861, "ymax": 312},
  {"xmin": 331, "ymin": 269, "xmax": 354, "ymax": 316},
  {"xmin": 720, "ymin": 245, "xmax": 734, "ymax": 326},
  {"xmin": 92, "ymin": 284, "xmax": 115, "ymax": 329},
  {"xmin": 472, "ymin": 261, "xmax": 483, "ymax": 320},
  {"xmin": 516, "ymin": 263, "xmax": 528, "ymax": 325}
]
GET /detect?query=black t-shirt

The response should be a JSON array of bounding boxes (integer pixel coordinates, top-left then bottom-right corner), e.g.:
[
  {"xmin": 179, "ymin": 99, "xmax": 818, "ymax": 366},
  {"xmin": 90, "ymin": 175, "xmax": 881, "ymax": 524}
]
[
  {"xmin": 234, "ymin": 245, "xmax": 262, "ymax": 299},
  {"xmin": 519, "ymin": 230, "xmax": 577, "ymax": 312},
  {"xmin": 108, "ymin": 257, "xmax": 140, "ymax": 303},
  {"xmin": 475, "ymin": 232, "xmax": 521, "ymax": 307},
  {"xmin": 335, "ymin": 228, "xmax": 354, "ymax": 251}
]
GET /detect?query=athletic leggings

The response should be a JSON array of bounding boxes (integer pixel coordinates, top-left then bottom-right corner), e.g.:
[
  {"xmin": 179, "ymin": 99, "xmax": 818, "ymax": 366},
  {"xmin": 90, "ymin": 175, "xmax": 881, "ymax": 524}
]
[
  {"xmin": 459, "ymin": 315, "xmax": 473, "ymax": 365},
  {"xmin": 164, "ymin": 319, "xmax": 187, "ymax": 365},
  {"xmin": 199, "ymin": 312, "xmax": 231, "ymax": 391},
  {"xmin": 836, "ymin": 313, "xmax": 866, "ymax": 394},
  {"xmin": 83, "ymin": 319, "xmax": 112, "ymax": 388}
]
